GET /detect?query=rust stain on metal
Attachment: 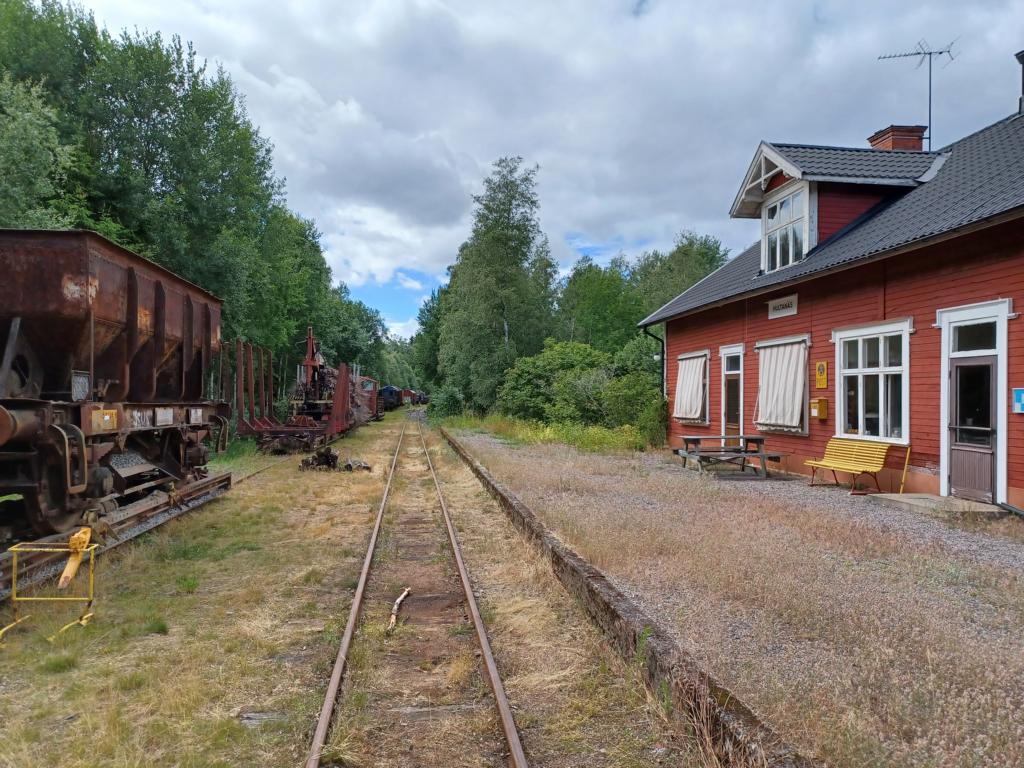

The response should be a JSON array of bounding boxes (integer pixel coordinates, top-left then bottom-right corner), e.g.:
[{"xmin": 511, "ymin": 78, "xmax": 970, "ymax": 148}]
[{"xmin": 61, "ymin": 274, "xmax": 87, "ymax": 302}]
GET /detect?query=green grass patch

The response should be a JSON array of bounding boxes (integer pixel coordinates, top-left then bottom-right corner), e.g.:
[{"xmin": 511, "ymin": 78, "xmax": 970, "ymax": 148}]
[
  {"xmin": 176, "ymin": 574, "xmax": 200, "ymax": 594},
  {"xmin": 440, "ymin": 414, "xmax": 645, "ymax": 453},
  {"xmin": 143, "ymin": 617, "xmax": 169, "ymax": 635},
  {"xmin": 40, "ymin": 652, "xmax": 78, "ymax": 673},
  {"xmin": 157, "ymin": 538, "xmax": 214, "ymax": 562},
  {"xmin": 114, "ymin": 670, "xmax": 148, "ymax": 691}
]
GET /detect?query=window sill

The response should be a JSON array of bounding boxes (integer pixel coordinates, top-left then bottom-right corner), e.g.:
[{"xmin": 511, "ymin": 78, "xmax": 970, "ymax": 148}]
[
  {"xmin": 755, "ymin": 424, "xmax": 807, "ymax": 436},
  {"xmin": 674, "ymin": 418, "xmax": 710, "ymax": 426},
  {"xmin": 759, "ymin": 257, "xmax": 808, "ymax": 277},
  {"xmin": 834, "ymin": 432, "xmax": 910, "ymax": 447}
]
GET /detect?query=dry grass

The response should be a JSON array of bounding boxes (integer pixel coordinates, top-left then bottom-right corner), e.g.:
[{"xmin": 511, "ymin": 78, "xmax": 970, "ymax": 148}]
[
  {"xmin": 0, "ymin": 415, "xmax": 404, "ymax": 767},
  {"xmin": 456, "ymin": 431, "xmax": 1024, "ymax": 768}
]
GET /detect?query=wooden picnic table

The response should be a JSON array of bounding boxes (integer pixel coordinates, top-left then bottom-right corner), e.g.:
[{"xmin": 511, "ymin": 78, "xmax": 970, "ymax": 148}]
[{"xmin": 675, "ymin": 434, "xmax": 785, "ymax": 479}]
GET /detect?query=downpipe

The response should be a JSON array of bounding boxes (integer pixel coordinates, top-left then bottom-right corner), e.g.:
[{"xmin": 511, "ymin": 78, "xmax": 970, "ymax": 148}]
[{"xmin": 642, "ymin": 325, "xmax": 666, "ymax": 398}]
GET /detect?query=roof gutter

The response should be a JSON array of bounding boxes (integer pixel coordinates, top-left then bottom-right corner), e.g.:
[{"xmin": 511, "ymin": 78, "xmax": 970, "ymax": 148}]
[{"xmin": 638, "ymin": 204, "xmax": 1024, "ymax": 328}]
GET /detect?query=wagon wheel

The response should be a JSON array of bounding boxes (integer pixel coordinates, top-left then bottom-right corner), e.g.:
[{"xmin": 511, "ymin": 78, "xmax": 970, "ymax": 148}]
[{"xmin": 24, "ymin": 447, "xmax": 78, "ymax": 535}]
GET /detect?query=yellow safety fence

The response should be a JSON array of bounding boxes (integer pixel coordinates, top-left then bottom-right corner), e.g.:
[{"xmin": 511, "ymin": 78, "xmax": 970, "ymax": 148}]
[{"xmin": 0, "ymin": 527, "xmax": 98, "ymax": 644}]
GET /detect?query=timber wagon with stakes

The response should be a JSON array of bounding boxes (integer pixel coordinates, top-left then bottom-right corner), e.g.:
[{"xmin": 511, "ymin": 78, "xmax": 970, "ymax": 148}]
[{"xmin": 0, "ymin": 230, "xmax": 231, "ymax": 537}]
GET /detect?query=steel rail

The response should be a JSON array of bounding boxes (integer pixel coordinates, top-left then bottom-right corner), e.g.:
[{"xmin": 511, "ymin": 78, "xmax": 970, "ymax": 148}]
[
  {"xmin": 1, "ymin": 438, "xmax": 312, "ymax": 602},
  {"xmin": 417, "ymin": 422, "xmax": 530, "ymax": 768},
  {"xmin": 305, "ymin": 421, "xmax": 407, "ymax": 768},
  {"xmin": 1, "ymin": 472, "xmax": 232, "ymax": 601}
]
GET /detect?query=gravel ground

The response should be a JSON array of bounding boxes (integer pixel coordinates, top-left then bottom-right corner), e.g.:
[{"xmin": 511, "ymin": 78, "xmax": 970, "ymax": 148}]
[
  {"xmin": 667, "ymin": 457, "xmax": 1024, "ymax": 574},
  {"xmin": 454, "ymin": 430, "xmax": 1024, "ymax": 768}
]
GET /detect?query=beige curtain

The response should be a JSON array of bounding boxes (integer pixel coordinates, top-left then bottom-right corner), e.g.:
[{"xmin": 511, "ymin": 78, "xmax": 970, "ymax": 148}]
[
  {"xmin": 755, "ymin": 342, "xmax": 807, "ymax": 429},
  {"xmin": 673, "ymin": 355, "xmax": 707, "ymax": 420}
]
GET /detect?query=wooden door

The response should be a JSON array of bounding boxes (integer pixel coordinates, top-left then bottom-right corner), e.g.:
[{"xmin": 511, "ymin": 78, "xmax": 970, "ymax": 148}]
[
  {"xmin": 949, "ymin": 356, "xmax": 996, "ymax": 502},
  {"xmin": 724, "ymin": 374, "xmax": 741, "ymax": 448}
]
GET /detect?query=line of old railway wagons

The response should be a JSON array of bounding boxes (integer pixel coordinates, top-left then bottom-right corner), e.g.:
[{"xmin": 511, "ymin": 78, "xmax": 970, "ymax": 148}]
[{"xmin": 0, "ymin": 229, "xmax": 381, "ymax": 537}]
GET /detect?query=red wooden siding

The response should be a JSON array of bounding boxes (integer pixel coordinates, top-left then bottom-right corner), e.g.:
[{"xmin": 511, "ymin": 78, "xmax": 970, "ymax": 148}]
[
  {"xmin": 664, "ymin": 217, "xmax": 1024, "ymax": 502},
  {"xmin": 816, "ymin": 183, "xmax": 889, "ymax": 243},
  {"xmin": 765, "ymin": 173, "xmax": 792, "ymax": 193}
]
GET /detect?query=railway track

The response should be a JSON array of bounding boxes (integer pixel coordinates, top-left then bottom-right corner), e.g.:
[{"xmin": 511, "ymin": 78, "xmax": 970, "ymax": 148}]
[
  {"xmin": 306, "ymin": 418, "xmax": 528, "ymax": 768},
  {"xmin": 0, "ymin": 448, "xmax": 298, "ymax": 603}
]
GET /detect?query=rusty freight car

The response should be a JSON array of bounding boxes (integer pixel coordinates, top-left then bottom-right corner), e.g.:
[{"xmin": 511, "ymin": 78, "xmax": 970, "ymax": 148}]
[
  {"xmin": 0, "ymin": 230, "xmax": 229, "ymax": 535},
  {"xmin": 236, "ymin": 326, "xmax": 366, "ymax": 452}
]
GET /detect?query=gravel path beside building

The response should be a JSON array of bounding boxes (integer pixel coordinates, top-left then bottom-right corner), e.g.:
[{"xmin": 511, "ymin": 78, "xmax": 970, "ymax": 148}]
[{"xmin": 454, "ymin": 430, "xmax": 1024, "ymax": 768}]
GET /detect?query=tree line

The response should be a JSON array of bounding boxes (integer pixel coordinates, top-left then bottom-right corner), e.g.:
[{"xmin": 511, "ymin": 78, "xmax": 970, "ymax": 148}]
[
  {"xmin": 0, "ymin": 0, "xmax": 417, "ymax": 395},
  {"xmin": 412, "ymin": 156, "xmax": 727, "ymax": 443}
]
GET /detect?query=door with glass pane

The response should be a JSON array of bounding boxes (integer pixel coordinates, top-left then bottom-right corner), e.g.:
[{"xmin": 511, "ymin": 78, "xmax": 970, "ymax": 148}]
[
  {"xmin": 949, "ymin": 355, "xmax": 996, "ymax": 502},
  {"xmin": 724, "ymin": 376, "xmax": 741, "ymax": 446},
  {"xmin": 722, "ymin": 352, "xmax": 742, "ymax": 447}
]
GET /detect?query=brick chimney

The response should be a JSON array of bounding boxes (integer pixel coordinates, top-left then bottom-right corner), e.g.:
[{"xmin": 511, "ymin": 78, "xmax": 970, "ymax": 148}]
[{"xmin": 867, "ymin": 125, "xmax": 927, "ymax": 151}]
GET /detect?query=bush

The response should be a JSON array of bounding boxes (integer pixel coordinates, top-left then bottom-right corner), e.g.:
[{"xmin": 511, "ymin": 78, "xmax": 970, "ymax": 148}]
[
  {"xmin": 602, "ymin": 371, "xmax": 659, "ymax": 427},
  {"xmin": 497, "ymin": 339, "xmax": 611, "ymax": 420},
  {"xmin": 547, "ymin": 367, "xmax": 609, "ymax": 424},
  {"xmin": 613, "ymin": 332, "xmax": 661, "ymax": 379},
  {"xmin": 427, "ymin": 385, "xmax": 464, "ymax": 419},
  {"xmin": 635, "ymin": 397, "xmax": 667, "ymax": 447}
]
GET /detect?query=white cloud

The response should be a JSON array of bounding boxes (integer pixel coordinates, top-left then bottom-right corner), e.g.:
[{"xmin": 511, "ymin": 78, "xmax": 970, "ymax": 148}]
[
  {"xmin": 396, "ymin": 272, "xmax": 425, "ymax": 291},
  {"xmin": 386, "ymin": 316, "xmax": 420, "ymax": 339},
  {"xmin": 86, "ymin": 0, "xmax": 1024, "ymax": 289}
]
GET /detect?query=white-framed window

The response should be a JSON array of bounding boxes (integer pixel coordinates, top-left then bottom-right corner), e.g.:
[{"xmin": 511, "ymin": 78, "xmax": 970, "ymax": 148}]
[
  {"xmin": 673, "ymin": 350, "xmax": 709, "ymax": 423},
  {"xmin": 832, "ymin": 319, "xmax": 912, "ymax": 443},
  {"xmin": 754, "ymin": 335, "xmax": 809, "ymax": 433},
  {"xmin": 761, "ymin": 183, "xmax": 809, "ymax": 273}
]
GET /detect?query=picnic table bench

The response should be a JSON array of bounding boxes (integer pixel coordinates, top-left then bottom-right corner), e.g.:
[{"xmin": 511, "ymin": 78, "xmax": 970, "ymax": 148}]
[{"xmin": 675, "ymin": 435, "xmax": 786, "ymax": 479}]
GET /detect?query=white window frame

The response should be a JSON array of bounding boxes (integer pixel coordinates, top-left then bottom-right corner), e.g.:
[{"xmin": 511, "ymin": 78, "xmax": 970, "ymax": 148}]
[
  {"xmin": 832, "ymin": 319, "xmax": 913, "ymax": 446},
  {"xmin": 935, "ymin": 299, "xmax": 1017, "ymax": 503},
  {"xmin": 753, "ymin": 334, "xmax": 811, "ymax": 434},
  {"xmin": 760, "ymin": 181, "xmax": 816, "ymax": 273},
  {"xmin": 674, "ymin": 349, "xmax": 710, "ymax": 425},
  {"xmin": 719, "ymin": 343, "xmax": 744, "ymax": 442}
]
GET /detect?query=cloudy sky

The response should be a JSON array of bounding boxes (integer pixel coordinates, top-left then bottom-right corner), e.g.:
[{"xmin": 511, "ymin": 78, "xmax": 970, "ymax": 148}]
[{"xmin": 88, "ymin": 0, "xmax": 1024, "ymax": 337}]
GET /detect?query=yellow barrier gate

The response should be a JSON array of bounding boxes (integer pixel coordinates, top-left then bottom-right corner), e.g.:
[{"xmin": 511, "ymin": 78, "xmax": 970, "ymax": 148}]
[{"xmin": 0, "ymin": 528, "xmax": 98, "ymax": 644}]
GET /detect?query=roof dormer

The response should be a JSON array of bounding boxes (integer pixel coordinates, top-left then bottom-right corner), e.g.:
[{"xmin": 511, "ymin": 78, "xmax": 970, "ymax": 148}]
[{"xmin": 731, "ymin": 132, "xmax": 947, "ymax": 274}]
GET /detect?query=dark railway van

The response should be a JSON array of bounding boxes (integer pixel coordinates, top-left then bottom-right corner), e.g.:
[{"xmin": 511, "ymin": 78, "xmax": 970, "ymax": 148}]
[
  {"xmin": 0, "ymin": 230, "xmax": 229, "ymax": 535},
  {"xmin": 379, "ymin": 385, "xmax": 401, "ymax": 411}
]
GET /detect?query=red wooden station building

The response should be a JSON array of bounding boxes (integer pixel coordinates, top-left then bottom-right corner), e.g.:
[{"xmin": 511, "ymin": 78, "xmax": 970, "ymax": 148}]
[{"xmin": 640, "ymin": 52, "xmax": 1024, "ymax": 506}]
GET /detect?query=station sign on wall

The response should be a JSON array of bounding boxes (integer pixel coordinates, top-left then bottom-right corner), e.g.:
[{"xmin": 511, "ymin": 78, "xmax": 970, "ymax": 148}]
[{"xmin": 767, "ymin": 293, "xmax": 798, "ymax": 319}]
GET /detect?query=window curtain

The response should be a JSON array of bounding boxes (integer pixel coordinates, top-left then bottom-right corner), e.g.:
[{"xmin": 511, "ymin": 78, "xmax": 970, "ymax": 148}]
[
  {"xmin": 755, "ymin": 342, "xmax": 807, "ymax": 429},
  {"xmin": 673, "ymin": 355, "xmax": 706, "ymax": 420}
]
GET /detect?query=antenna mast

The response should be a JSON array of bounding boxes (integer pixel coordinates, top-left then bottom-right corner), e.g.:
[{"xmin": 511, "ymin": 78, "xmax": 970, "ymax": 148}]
[{"xmin": 879, "ymin": 39, "xmax": 957, "ymax": 150}]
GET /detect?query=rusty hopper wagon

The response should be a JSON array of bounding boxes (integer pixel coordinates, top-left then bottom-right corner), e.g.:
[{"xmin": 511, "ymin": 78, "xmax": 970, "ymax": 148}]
[{"xmin": 0, "ymin": 230, "xmax": 229, "ymax": 535}]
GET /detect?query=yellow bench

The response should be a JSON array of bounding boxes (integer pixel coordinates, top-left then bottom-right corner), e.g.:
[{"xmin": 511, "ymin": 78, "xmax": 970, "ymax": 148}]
[{"xmin": 805, "ymin": 438, "xmax": 903, "ymax": 494}]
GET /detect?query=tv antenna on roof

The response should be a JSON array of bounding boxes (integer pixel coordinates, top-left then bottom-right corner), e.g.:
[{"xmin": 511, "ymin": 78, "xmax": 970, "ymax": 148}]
[{"xmin": 879, "ymin": 39, "xmax": 958, "ymax": 150}]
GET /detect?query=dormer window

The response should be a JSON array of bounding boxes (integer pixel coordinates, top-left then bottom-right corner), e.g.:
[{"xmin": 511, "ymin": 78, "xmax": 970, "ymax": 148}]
[{"xmin": 762, "ymin": 185, "xmax": 807, "ymax": 272}]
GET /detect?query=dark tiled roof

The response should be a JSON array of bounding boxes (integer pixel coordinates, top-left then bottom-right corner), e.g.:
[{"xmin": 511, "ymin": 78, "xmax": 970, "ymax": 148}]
[
  {"xmin": 641, "ymin": 112, "xmax": 1024, "ymax": 326},
  {"xmin": 769, "ymin": 143, "xmax": 940, "ymax": 183}
]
